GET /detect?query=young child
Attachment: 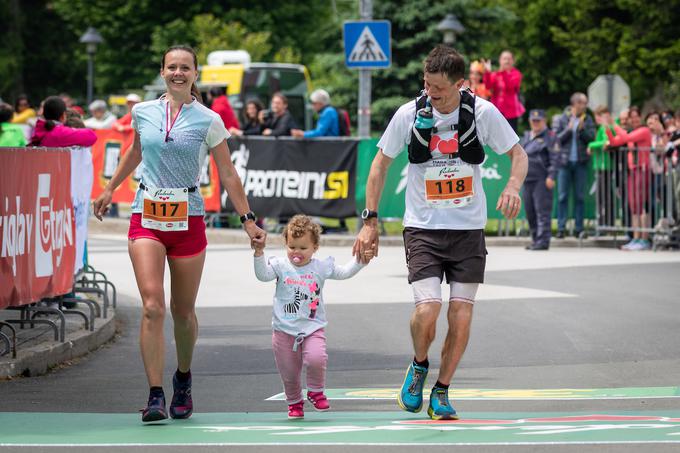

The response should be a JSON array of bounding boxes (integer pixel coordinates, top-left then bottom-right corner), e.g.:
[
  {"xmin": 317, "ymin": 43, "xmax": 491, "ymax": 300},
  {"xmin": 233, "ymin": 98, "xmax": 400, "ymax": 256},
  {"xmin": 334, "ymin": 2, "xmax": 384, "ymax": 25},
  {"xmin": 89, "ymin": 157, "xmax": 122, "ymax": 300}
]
[{"xmin": 253, "ymin": 214, "xmax": 372, "ymax": 419}]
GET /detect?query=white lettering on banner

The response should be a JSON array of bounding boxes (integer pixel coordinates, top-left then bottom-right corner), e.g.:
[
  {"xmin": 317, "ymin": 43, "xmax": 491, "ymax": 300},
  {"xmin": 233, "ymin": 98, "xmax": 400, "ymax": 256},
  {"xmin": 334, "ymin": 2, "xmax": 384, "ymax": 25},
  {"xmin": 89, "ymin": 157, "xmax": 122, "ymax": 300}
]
[
  {"xmin": 0, "ymin": 196, "xmax": 35, "ymax": 277},
  {"xmin": 244, "ymin": 170, "xmax": 327, "ymax": 200},
  {"xmin": 33, "ymin": 173, "xmax": 73, "ymax": 278}
]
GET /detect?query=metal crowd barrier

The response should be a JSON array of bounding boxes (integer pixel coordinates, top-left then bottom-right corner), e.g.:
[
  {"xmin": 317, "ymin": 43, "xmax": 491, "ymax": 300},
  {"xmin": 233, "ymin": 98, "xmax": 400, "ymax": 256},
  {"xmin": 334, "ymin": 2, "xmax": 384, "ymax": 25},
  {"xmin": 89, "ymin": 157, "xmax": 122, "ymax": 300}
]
[{"xmin": 594, "ymin": 146, "xmax": 679, "ymax": 249}]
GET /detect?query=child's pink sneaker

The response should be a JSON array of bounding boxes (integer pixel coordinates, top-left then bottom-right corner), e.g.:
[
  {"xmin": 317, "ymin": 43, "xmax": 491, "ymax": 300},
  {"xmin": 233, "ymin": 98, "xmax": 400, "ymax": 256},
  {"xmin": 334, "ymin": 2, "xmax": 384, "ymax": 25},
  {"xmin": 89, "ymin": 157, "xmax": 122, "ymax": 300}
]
[
  {"xmin": 288, "ymin": 401, "xmax": 304, "ymax": 419},
  {"xmin": 307, "ymin": 391, "xmax": 330, "ymax": 411}
]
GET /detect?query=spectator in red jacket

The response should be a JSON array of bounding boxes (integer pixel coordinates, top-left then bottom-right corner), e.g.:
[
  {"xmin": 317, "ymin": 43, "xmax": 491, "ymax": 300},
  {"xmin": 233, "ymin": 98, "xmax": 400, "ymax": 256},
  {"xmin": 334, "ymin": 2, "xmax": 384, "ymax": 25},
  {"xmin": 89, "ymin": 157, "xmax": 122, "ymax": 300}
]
[
  {"xmin": 482, "ymin": 51, "xmax": 525, "ymax": 131},
  {"xmin": 208, "ymin": 86, "xmax": 239, "ymax": 131}
]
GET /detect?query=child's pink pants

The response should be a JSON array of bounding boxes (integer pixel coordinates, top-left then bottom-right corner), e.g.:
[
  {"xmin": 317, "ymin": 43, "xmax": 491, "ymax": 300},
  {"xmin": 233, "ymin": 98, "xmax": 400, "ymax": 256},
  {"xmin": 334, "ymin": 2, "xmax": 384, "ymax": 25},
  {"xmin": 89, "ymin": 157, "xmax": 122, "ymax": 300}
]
[{"xmin": 272, "ymin": 329, "xmax": 327, "ymax": 404}]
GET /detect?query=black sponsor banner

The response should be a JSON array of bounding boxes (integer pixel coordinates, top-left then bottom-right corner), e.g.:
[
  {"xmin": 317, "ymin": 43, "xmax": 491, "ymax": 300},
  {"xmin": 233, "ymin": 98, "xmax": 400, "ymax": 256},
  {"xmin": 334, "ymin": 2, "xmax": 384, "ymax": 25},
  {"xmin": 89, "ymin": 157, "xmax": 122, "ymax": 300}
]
[{"xmin": 224, "ymin": 137, "xmax": 358, "ymax": 218}]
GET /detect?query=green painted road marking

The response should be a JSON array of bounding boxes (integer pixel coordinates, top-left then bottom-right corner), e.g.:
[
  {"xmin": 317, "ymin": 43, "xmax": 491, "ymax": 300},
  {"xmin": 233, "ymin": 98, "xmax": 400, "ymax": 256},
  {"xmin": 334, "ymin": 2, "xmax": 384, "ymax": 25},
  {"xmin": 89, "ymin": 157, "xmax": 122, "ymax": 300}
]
[
  {"xmin": 1, "ymin": 411, "xmax": 680, "ymax": 445},
  {"xmin": 266, "ymin": 386, "xmax": 680, "ymax": 401}
]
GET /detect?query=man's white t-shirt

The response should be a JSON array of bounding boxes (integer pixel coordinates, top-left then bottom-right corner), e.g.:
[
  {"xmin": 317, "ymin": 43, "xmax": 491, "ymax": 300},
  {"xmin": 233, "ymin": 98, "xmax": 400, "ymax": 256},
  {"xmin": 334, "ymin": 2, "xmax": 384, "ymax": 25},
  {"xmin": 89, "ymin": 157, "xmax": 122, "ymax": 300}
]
[{"xmin": 377, "ymin": 95, "xmax": 518, "ymax": 230}]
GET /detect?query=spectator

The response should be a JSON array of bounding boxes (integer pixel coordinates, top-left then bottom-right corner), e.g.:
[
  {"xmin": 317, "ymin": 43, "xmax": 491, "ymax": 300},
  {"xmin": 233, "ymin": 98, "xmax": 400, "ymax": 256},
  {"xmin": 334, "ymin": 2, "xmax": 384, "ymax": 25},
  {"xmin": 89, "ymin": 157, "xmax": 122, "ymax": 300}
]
[
  {"xmin": 482, "ymin": 50, "xmax": 525, "ymax": 131},
  {"xmin": 661, "ymin": 111, "xmax": 675, "ymax": 132},
  {"xmin": 520, "ymin": 109, "xmax": 557, "ymax": 250},
  {"xmin": 64, "ymin": 108, "xmax": 86, "ymax": 129},
  {"xmin": 618, "ymin": 108, "xmax": 631, "ymax": 131},
  {"xmin": 11, "ymin": 94, "xmax": 37, "ymax": 124},
  {"xmin": 261, "ymin": 92, "xmax": 298, "ymax": 137},
  {"xmin": 207, "ymin": 86, "xmax": 239, "ymax": 132},
  {"xmin": 0, "ymin": 103, "xmax": 27, "ymax": 147},
  {"xmin": 554, "ymin": 92, "xmax": 596, "ymax": 238},
  {"xmin": 646, "ymin": 112, "xmax": 668, "ymax": 224},
  {"xmin": 464, "ymin": 61, "xmax": 491, "ymax": 100},
  {"xmin": 629, "ymin": 106, "xmax": 642, "ymax": 130},
  {"xmin": 30, "ymin": 96, "xmax": 97, "ymax": 147},
  {"xmin": 230, "ymin": 99, "xmax": 264, "ymax": 136},
  {"xmin": 588, "ymin": 106, "xmax": 618, "ymax": 227},
  {"xmin": 113, "ymin": 93, "xmax": 142, "ymax": 132},
  {"xmin": 60, "ymin": 93, "xmax": 85, "ymax": 116},
  {"xmin": 84, "ymin": 100, "xmax": 116, "ymax": 129},
  {"xmin": 604, "ymin": 111, "xmax": 653, "ymax": 250},
  {"xmin": 291, "ymin": 89, "xmax": 339, "ymax": 138}
]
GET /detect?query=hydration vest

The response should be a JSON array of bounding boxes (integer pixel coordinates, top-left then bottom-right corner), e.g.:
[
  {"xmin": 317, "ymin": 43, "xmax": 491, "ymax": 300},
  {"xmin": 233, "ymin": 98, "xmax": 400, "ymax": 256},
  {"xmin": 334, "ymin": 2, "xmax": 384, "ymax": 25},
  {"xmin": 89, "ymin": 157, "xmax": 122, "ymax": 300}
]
[{"xmin": 407, "ymin": 89, "xmax": 485, "ymax": 165}]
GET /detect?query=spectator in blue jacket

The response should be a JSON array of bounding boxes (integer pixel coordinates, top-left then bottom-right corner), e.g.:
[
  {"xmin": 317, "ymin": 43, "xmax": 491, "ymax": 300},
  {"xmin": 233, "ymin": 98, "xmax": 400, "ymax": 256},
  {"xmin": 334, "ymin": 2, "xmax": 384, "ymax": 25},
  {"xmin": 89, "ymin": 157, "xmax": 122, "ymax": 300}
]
[{"xmin": 291, "ymin": 89, "xmax": 339, "ymax": 138}]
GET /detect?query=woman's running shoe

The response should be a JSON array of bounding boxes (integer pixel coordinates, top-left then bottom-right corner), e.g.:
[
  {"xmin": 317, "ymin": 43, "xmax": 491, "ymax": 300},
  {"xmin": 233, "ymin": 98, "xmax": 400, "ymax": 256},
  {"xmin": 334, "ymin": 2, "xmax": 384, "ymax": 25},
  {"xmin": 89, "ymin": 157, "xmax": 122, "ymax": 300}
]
[
  {"xmin": 427, "ymin": 387, "xmax": 458, "ymax": 420},
  {"xmin": 288, "ymin": 401, "xmax": 304, "ymax": 419},
  {"xmin": 141, "ymin": 394, "xmax": 168, "ymax": 423},
  {"xmin": 169, "ymin": 372, "xmax": 193, "ymax": 419},
  {"xmin": 307, "ymin": 391, "xmax": 330, "ymax": 411},
  {"xmin": 397, "ymin": 362, "xmax": 428, "ymax": 413}
]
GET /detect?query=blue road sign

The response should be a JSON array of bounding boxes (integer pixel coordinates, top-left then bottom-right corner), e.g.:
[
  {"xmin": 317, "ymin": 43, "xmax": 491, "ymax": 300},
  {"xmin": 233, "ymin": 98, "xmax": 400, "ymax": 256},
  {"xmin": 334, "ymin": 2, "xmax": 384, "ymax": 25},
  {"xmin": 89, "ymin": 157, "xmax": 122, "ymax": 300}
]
[{"xmin": 344, "ymin": 21, "xmax": 391, "ymax": 69}]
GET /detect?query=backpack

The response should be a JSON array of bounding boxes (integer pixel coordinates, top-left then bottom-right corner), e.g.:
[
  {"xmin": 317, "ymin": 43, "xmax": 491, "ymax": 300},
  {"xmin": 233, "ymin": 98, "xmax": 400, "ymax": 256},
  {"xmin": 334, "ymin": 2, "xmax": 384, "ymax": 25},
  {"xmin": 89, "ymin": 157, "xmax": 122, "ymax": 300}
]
[
  {"xmin": 335, "ymin": 107, "xmax": 351, "ymax": 136},
  {"xmin": 407, "ymin": 89, "xmax": 485, "ymax": 165}
]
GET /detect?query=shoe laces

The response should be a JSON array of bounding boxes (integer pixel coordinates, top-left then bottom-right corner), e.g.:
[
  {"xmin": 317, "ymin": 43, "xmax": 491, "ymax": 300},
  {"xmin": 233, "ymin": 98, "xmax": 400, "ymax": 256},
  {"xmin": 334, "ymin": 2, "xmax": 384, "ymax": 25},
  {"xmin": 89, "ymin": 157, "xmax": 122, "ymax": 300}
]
[
  {"xmin": 433, "ymin": 389, "xmax": 450, "ymax": 407},
  {"xmin": 408, "ymin": 368, "xmax": 425, "ymax": 395},
  {"xmin": 142, "ymin": 395, "xmax": 165, "ymax": 412}
]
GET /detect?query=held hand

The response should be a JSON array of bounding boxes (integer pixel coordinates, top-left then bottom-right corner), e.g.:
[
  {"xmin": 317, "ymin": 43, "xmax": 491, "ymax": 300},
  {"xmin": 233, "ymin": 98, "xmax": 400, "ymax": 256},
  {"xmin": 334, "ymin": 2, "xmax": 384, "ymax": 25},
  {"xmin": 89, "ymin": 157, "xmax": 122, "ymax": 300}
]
[
  {"xmin": 92, "ymin": 190, "xmax": 113, "ymax": 221},
  {"xmin": 244, "ymin": 221, "xmax": 267, "ymax": 250},
  {"xmin": 496, "ymin": 186, "xmax": 522, "ymax": 219},
  {"xmin": 546, "ymin": 177, "xmax": 555, "ymax": 190},
  {"xmin": 290, "ymin": 129, "xmax": 304, "ymax": 138},
  {"xmin": 586, "ymin": 146, "xmax": 592, "ymax": 156},
  {"xmin": 352, "ymin": 223, "xmax": 379, "ymax": 264}
]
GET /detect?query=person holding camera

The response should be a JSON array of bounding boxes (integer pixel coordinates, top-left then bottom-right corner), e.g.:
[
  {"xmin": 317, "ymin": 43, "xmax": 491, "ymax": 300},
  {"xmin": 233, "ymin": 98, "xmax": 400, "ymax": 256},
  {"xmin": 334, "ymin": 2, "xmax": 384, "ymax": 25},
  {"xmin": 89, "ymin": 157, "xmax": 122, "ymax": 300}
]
[{"xmin": 260, "ymin": 92, "xmax": 297, "ymax": 136}]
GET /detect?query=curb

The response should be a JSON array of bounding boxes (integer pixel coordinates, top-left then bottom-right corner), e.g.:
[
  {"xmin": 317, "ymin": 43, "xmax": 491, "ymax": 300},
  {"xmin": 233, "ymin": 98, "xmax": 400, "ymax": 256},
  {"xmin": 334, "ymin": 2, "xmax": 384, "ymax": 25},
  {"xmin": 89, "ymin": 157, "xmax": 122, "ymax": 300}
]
[
  {"xmin": 0, "ymin": 313, "xmax": 116, "ymax": 379},
  {"xmin": 88, "ymin": 218, "xmax": 620, "ymax": 248}
]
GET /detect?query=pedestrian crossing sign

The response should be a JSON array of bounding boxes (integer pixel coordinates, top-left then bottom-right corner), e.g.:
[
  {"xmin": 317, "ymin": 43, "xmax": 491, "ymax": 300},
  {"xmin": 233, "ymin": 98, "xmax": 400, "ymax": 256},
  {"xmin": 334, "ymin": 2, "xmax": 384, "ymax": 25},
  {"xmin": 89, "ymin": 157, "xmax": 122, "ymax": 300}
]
[{"xmin": 344, "ymin": 20, "xmax": 391, "ymax": 69}]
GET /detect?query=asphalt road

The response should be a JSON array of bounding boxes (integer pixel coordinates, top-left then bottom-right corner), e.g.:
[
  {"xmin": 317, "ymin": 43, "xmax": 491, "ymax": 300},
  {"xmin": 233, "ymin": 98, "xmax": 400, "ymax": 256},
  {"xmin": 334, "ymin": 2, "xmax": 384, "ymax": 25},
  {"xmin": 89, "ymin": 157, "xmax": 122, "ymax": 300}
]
[{"xmin": 1, "ymin": 235, "xmax": 679, "ymax": 452}]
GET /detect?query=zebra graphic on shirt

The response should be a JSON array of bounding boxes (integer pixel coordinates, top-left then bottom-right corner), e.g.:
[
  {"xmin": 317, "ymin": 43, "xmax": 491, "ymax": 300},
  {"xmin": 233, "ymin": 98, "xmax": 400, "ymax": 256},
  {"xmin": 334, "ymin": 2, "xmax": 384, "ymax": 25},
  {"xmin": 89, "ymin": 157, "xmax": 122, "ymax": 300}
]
[{"xmin": 283, "ymin": 287, "xmax": 309, "ymax": 317}]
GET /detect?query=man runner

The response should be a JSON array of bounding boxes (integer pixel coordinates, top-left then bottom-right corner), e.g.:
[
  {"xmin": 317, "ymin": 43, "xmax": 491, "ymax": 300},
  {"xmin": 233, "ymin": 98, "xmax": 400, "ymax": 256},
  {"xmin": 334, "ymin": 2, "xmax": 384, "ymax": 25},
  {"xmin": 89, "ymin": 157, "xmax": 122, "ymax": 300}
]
[{"xmin": 353, "ymin": 45, "xmax": 527, "ymax": 420}]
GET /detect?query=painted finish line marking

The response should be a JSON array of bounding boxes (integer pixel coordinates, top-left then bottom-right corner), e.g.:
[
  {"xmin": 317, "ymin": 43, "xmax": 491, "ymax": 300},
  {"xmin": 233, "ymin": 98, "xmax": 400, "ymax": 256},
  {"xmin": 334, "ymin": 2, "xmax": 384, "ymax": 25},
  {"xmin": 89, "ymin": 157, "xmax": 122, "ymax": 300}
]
[
  {"xmin": 1, "ymin": 411, "xmax": 680, "ymax": 445},
  {"xmin": 266, "ymin": 386, "xmax": 680, "ymax": 401}
]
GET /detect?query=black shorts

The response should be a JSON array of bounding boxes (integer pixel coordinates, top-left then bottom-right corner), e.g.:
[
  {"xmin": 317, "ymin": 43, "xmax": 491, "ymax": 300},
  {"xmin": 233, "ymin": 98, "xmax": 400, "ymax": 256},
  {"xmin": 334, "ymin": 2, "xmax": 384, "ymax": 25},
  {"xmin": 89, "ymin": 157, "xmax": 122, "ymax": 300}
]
[{"xmin": 403, "ymin": 227, "xmax": 487, "ymax": 284}]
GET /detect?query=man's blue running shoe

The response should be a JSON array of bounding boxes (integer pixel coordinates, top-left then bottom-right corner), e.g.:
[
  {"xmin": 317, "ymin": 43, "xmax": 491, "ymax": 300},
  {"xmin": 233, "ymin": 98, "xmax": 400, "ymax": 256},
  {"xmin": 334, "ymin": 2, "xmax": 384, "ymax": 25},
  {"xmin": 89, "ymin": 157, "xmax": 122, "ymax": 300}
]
[
  {"xmin": 170, "ymin": 373, "xmax": 193, "ymax": 419},
  {"xmin": 397, "ymin": 362, "xmax": 428, "ymax": 413},
  {"xmin": 141, "ymin": 394, "xmax": 168, "ymax": 423},
  {"xmin": 427, "ymin": 387, "xmax": 458, "ymax": 420}
]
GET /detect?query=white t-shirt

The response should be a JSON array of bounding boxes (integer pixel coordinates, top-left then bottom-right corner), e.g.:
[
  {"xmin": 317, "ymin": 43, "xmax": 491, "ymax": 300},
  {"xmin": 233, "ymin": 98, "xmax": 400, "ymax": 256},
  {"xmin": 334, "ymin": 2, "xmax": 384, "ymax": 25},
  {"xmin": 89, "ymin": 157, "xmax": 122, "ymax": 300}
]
[{"xmin": 377, "ymin": 95, "xmax": 518, "ymax": 230}]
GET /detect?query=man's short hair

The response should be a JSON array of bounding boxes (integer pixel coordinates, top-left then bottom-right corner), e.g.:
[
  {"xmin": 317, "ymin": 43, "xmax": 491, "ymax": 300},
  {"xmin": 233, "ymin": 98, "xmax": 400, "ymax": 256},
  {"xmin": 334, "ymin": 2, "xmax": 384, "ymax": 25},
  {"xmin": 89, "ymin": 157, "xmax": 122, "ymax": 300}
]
[
  {"xmin": 272, "ymin": 92, "xmax": 288, "ymax": 105},
  {"xmin": 594, "ymin": 105, "xmax": 609, "ymax": 115},
  {"xmin": 424, "ymin": 45, "xmax": 465, "ymax": 83},
  {"xmin": 310, "ymin": 89, "xmax": 330, "ymax": 105}
]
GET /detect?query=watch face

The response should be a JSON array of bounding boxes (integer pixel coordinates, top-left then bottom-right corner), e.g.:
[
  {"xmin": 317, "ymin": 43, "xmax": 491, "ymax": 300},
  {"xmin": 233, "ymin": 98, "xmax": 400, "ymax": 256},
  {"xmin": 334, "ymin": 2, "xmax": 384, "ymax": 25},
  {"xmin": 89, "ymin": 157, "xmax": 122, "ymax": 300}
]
[{"xmin": 361, "ymin": 209, "xmax": 369, "ymax": 219}]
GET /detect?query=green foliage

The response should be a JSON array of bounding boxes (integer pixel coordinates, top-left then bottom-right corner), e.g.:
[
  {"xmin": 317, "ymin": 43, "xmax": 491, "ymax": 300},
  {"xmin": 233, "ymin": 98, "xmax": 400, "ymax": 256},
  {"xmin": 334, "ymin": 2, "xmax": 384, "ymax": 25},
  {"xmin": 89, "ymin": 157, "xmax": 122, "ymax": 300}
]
[{"xmin": 150, "ymin": 15, "xmax": 272, "ymax": 65}]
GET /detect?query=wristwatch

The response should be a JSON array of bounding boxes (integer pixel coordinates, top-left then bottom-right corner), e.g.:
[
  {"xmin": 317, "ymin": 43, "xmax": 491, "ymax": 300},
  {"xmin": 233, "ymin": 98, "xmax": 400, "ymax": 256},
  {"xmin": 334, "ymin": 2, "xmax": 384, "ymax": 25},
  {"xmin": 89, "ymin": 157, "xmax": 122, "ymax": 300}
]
[
  {"xmin": 361, "ymin": 208, "xmax": 378, "ymax": 220},
  {"xmin": 239, "ymin": 211, "xmax": 256, "ymax": 223}
]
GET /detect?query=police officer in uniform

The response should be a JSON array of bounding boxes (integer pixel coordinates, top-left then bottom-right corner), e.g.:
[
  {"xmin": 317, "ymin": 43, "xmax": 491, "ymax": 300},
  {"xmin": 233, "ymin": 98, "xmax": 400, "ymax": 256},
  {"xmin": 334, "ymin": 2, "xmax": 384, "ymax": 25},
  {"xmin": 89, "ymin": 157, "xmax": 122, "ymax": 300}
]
[{"xmin": 521, "ymin": 109, "xmax": 557, "ymax": 250}]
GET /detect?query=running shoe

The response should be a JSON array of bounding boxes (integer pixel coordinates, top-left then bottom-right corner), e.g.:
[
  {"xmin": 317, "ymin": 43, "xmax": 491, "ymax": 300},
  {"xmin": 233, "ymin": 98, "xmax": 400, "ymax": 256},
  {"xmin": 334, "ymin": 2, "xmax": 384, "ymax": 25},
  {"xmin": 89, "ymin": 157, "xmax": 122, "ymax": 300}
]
[
  {"xmin": 141, "ymin": 393, "xmax": 168, "ymax": 423},
  {"xmin": 288, "ymin": 401, "xmax": 304, "ymax": 419},
  {"xmin": 397, "ymin": 362, "xmax": 428, "ymax": 413},
  {"xmin": 307, "ymin": 391, "xmax": 330, "ymax": 411},
  {"xmin": 621, "ymin": 239, "xmax": 639, "ymax": 250},
  {"xmin": 169, "ymin": 372, "xmax": 193, "ymax": 419},
  {"xmin": 427, "ymin": 387, "xmax": 458, "ymax": 420}
]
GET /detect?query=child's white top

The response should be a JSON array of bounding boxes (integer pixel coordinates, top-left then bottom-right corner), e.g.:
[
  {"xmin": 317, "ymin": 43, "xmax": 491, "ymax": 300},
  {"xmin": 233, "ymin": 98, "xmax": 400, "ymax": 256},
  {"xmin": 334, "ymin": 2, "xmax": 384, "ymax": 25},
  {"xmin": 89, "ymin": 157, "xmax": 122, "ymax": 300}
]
[{"xmin": 254, "ymin": 255, "xmax": 364, "ymax": 337}]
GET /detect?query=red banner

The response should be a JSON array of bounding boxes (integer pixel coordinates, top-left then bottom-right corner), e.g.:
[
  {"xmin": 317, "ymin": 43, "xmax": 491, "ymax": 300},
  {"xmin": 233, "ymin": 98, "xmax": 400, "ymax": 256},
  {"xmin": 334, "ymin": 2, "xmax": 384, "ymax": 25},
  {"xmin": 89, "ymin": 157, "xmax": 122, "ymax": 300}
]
[
  {"xmin": 90, "ymin": 130, "xmax": 221, "ymax": 211},
  {"xmin": 0, "ymin": 148, "xmax": 76, "ymax": 309}
]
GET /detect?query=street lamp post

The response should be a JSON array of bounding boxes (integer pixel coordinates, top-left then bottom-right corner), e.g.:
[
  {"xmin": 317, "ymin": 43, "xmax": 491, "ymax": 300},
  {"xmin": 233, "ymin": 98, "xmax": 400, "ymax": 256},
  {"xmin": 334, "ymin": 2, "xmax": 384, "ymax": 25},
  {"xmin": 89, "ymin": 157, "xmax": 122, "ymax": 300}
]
[
  {"xmin": 79, "ymin": 27, "xmax": 103, "ymax": 106},
  {"xmin": 437, "ymin": 14, "xmax": 465, "ymax": 45}
]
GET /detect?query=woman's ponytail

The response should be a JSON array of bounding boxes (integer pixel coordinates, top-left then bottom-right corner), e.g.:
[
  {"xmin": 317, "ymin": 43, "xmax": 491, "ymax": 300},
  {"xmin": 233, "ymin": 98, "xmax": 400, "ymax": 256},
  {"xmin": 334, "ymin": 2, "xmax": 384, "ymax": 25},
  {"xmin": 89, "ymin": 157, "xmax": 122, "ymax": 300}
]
[{"xmin": 191, "ymin": 82, "xmax": 203, "ymax": 105}]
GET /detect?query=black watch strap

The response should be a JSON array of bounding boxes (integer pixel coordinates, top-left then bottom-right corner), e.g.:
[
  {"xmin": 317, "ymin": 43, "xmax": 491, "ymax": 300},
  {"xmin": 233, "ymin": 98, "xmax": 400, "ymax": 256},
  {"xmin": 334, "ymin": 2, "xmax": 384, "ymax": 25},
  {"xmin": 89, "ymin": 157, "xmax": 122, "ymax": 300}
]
[
  {"xmin": 361, "ymin": 208, "xmax": 378, "ymax": 220},
  {"xmin": 240, "ymin": 211, "xmax": 256, "ymax": 223}
]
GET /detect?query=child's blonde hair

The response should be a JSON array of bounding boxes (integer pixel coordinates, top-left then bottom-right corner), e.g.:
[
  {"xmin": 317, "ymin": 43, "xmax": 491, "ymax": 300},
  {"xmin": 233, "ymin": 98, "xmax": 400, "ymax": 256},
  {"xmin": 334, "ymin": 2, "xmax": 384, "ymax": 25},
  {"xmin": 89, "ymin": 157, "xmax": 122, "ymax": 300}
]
[{"xmin": 282, "ymin": 215, "xmax": 322, "ymax": 245}]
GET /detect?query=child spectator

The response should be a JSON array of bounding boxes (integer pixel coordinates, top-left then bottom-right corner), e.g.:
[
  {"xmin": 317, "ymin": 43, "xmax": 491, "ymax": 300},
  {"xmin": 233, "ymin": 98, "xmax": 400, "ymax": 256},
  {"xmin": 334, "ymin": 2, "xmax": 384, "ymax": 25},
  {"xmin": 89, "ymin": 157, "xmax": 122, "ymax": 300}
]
[
  {"xmin": 0, "ymin": 103, "xmax": 27, "ymax": 147},
  {"xmin": 30, "ymin": 96, "xmax": 97, "ymax": 147}
]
